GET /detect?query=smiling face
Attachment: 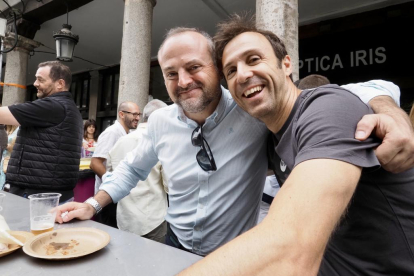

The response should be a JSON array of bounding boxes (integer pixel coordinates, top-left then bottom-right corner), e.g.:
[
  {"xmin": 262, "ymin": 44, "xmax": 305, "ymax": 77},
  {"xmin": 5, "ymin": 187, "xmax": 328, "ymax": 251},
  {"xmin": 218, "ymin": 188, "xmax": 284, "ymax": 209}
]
[
  {"xmin": 222, "ymin": 32, "xmax": 293, "ymax": 125},
  {"xmin": 34, "ymin": 66, "xmax": 59, "ymax": 99},
  {"xmin": 158, "ymin": 31, "xmax": 221, "ymax": 120},
  {"xmin": 122, "ymin": 103, "xmax": 140, "ymax": 130}
]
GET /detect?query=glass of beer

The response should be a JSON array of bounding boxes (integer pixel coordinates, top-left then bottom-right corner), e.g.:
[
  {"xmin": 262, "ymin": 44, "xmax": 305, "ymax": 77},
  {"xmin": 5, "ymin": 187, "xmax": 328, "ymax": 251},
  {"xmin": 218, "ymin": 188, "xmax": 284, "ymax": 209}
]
[{"xmin": 28, "ymin": 193, "xmax": 61, "ymax": 235}]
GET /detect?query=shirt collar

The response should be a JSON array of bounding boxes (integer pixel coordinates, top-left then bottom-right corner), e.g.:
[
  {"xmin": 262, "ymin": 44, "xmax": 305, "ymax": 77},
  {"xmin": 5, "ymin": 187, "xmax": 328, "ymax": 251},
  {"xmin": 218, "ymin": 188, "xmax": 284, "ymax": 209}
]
[{"xmin": 114, "ymin": 120, "xmax": 128, "ymax": 135}]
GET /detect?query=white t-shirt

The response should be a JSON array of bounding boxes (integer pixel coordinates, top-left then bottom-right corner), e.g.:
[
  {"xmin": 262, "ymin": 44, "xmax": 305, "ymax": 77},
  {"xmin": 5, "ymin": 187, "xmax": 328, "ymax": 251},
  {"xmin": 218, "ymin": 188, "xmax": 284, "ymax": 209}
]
[{"xmin": 92, "ymin": 120, "xmax": 127, "ymax": 192}]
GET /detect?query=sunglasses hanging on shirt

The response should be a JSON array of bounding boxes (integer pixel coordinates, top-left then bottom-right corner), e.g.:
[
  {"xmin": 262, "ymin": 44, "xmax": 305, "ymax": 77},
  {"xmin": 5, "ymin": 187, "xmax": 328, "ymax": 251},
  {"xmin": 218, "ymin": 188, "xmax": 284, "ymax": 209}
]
[{"xmin": 191, "ymin": 125, "xmax": 217, "ymax": 172}]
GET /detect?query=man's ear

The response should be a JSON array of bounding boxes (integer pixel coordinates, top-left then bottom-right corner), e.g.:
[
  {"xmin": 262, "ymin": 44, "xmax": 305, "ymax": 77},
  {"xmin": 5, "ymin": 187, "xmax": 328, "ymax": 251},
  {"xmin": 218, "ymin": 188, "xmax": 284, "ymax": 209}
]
[
  {"xmin": 282, "ymin": 55, "xmax": 293, "ymax": 77},
  {"xmin": 56, "ymin": 79, "xmax": 66, "ymax": 90}
]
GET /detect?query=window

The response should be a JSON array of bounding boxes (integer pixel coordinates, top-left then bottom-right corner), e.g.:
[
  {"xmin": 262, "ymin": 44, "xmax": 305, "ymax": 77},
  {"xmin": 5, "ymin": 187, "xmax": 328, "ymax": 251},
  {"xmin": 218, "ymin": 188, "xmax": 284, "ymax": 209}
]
[
  {"xmin": 99, "ymin": 67, "xmax": 120, "ymax": 112},
  {"xmin": 71, "ymin": 72, "xmax": 91, "ymax": 119}
]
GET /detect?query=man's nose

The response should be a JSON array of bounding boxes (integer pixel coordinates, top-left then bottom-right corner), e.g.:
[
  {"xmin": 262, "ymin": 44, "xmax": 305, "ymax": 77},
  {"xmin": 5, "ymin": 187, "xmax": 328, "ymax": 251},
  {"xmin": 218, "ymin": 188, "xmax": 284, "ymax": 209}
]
[
  {"xmin": 178, "ymin": 70, "xmax": 193, "ymax": 88},
  {"xmin": 236, "ymin": 64, "xmax": 253, "ymax": 84}
]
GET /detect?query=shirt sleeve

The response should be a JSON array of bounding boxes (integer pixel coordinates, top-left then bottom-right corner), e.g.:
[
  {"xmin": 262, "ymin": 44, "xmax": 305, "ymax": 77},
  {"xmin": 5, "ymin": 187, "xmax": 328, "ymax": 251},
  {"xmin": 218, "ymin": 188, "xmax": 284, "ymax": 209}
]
[
  {"xmin": 293, "ymin": 87, "xmax": 381, "ymax": 170},
  {"xmin": 92, "ymin": 130, "xmax": 119, "ymax": 160},
  {"xmin": 8, "ymin": 98, "xmax": 65, "ymax": 127},
  {"xmin": 341, "ymin": 80, "xmax": 400, "ymax": 106},
  {"xmin": 100, "ymin": 122, "xmax": 159, "ymax": 203}
]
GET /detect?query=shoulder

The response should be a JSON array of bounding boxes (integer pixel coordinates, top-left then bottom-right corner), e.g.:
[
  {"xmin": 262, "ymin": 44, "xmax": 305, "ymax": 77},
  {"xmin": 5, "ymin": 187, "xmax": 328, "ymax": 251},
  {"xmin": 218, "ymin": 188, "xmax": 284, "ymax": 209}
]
[
  {"xmin": 149, "ymin": 105, "xmax": 176, "ymax": 120},
  {"xmin": 298, "ymin": 84, "xmax": 372, "ymax": 117}
]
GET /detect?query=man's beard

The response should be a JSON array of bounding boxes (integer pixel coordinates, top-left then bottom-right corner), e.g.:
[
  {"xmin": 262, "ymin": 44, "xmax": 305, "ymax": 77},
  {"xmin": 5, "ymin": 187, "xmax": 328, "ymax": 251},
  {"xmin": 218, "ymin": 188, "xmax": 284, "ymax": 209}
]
[
  {"xmin": 125, "ymin": 117, "xmax": 138, "ymax": 130},
  {"xmin": 37, "ymin": 86, "xmax": 54, "ymax": 99},
  {"xmin": 175, "ymin": 82, "xmax": 219, "ymax": 114}
]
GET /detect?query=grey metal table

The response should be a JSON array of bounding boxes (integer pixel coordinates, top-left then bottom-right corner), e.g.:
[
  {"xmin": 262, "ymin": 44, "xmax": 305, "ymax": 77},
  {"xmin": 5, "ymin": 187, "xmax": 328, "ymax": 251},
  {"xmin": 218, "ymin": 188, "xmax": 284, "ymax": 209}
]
[{"xmin": 0, "ymin": 192, "xmax": 202, "ymax": 276}]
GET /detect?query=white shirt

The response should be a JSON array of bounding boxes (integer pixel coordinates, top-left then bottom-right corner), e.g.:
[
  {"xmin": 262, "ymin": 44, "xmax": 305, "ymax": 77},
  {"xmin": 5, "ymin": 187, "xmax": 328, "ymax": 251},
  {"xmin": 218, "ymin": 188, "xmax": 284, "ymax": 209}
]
[
  {"xmin": 92, "ymin": 120, "xmax": 127, "ymax": 192},
  {"xmin": 342, "ymin": 80, "xmax": 400, "ymax": 106},
  {"xmin": 108, "ymin": 123, "xmax": 168, "ymax": 236},
  {"xmin": 263, "ymin": 175, "xmax": 280, "ymax": 197}
]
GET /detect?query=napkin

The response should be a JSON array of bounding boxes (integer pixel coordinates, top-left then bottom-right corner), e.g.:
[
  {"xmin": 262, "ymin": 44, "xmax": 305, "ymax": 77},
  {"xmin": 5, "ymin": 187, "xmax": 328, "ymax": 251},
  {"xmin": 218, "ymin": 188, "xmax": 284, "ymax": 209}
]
[{"xmin": 0, "ymin": 214, "xmax": 24, "ymax": 246}]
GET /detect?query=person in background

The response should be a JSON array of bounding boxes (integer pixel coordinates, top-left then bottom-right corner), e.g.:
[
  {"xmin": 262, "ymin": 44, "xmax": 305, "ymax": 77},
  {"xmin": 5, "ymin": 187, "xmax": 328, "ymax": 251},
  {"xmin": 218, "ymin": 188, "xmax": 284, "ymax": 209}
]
[
  {"xmin": 90, "ymin": 101, "xmax": 140, "ymax": 228},
  {"xmin": 109, "ymin": 99, "xmax": 169, "ymax": 243},
  {"xmin": 0, "ymin": 125, "xmax": 19, "ymax": 189},
  {"xmin": 82, "ymin": 119, "xmax": 98, "ymax": 158},
  {"xmin": 0, "ymin": 61, "xmax": 83, "ymax": 202},
  {"xmin": 296, "ymin": 74, "xmax": 330, "ymax": 89}
]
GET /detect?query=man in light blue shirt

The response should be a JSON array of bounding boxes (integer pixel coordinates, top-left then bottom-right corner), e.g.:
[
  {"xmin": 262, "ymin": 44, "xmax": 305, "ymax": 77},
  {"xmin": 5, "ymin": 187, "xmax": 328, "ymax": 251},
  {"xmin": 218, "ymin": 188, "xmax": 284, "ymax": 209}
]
[{"xmin": 56, "ymin": 27, "xmax": 412, "ymax": 256}]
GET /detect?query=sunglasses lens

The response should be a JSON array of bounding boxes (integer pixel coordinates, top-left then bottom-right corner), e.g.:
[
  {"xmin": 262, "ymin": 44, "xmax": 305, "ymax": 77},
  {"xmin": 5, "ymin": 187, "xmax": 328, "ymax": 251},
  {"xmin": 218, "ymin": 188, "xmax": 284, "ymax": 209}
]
[
  {"xmin": 196, "ymin": 149, "xmax": 213, "ymax": 171},
  {"xmin": 192, "ymin": 126, "xmax": 217, "ymax": 171}
]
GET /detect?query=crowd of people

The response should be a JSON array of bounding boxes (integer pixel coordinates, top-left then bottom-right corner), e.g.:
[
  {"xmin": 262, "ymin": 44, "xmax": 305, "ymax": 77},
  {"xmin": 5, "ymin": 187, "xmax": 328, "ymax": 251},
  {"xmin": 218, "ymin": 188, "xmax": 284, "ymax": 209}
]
[{"xmin": 1, "ymin": 13, "xmax": 414, "ymax": 275}]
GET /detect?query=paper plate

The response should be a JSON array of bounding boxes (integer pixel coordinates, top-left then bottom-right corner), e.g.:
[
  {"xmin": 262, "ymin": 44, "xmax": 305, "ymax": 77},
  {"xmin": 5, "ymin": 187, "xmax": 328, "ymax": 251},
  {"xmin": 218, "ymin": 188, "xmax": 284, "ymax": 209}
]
[
  {"xmin": 0, "ymin": 231, "xmax": 34, "ymax": 258},
  {"xmin": 23, "ymin": 227, "xmax": 110, "ymax": 260}
]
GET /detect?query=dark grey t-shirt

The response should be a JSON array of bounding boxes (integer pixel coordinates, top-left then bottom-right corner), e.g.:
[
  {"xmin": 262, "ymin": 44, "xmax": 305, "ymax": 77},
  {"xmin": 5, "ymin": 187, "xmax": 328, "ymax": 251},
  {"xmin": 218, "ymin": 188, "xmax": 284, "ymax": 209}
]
[{"xmin": 269, "ymin": 84, "xmax": 414, "ymax": 275}]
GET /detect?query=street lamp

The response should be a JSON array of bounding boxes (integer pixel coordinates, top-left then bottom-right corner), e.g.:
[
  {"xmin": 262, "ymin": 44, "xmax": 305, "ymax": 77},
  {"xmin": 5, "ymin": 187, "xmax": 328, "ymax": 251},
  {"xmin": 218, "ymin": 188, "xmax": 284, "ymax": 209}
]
[{"xmin": 53, "ymin": 23, "xmax": 79, "ymax": 62}]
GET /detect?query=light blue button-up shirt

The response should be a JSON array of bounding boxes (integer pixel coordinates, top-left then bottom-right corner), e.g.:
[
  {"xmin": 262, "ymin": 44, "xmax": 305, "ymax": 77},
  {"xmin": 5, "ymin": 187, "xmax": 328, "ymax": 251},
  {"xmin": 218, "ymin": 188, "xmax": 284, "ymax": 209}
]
[{"xmin": 100, "ymin": 87, "xmax": 269, "ymax": 255}]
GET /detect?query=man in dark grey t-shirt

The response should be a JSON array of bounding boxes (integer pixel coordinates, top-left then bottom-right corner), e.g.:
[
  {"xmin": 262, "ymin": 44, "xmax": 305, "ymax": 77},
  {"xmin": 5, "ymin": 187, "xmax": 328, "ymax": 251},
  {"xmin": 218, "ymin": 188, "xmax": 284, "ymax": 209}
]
[{"xmin": 178, "ymin": 16, "xmax": 414, "ymax": 276}]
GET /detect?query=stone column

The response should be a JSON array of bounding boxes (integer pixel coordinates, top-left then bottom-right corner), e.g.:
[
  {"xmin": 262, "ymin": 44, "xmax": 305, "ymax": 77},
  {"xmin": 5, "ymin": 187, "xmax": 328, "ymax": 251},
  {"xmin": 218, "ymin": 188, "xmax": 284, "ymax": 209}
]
[
  {"xmin": 2, "ymin": 33, "xmax": 41, "ymax": 106},
  {"xmin": 256, "ymin": 0, "xmax": 299, "ymax": 81},
  {"xmin": 118, "ymin": 0, "xmax": 156, "ymax": 114}
]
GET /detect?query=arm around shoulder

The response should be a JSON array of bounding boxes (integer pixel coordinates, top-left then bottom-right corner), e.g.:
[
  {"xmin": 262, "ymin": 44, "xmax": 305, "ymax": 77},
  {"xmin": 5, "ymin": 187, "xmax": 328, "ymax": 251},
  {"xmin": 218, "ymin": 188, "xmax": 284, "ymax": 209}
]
[
  {"xmin": 355, "ymin": 96, "xmax": 414, "ymax": 173},
  {"xmin": 179, "ymin": 159, "xmax": 361, "ymax": 276}
]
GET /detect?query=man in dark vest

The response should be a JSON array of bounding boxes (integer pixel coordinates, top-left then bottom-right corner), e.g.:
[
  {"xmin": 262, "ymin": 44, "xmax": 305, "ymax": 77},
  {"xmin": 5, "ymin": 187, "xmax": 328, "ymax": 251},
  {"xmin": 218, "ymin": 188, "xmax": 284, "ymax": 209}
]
[{"xmin": 0, "ymin": 61, "xmax": 83, "ymax": 202}]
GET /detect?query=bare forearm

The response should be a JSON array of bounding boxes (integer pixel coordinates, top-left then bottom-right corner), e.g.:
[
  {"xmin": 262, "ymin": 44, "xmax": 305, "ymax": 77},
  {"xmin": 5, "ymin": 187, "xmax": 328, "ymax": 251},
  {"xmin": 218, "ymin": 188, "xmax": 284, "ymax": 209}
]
[
  {"xmin": 94, "ymin": 190, "xmax": 113, "ymax": 208},
  {"xmin": 180, "ymin": 220, "xmax": 319, "ymax": 276},
  {"xmin": 0, "ymin": 107, "xmax": 20, "ymax": 126},
  {"xmin": 90, "ymin": 158, "xmax": 107, "ymax": 178},
  {"xmin": 180, "ymin": 160, "xmax": 360, "ymax": 276},
  {"xmin": 369, "ymin": 96, "xmax": 410, "ymax": 124}
]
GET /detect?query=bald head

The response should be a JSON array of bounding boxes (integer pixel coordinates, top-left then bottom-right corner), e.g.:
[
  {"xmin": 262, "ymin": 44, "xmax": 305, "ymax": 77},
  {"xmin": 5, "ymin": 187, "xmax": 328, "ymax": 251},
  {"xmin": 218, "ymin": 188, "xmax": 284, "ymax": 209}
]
[
  {"xmin": 118, "ymin": 101, "xmax": 138, "ymax": 113},
  {"xmin": 158, "ymin": 27, "xmax": 216, "ymax": 68},
  {"xmin": 118, "ymin": 101, "xmax": 140, "ymax": 130}
]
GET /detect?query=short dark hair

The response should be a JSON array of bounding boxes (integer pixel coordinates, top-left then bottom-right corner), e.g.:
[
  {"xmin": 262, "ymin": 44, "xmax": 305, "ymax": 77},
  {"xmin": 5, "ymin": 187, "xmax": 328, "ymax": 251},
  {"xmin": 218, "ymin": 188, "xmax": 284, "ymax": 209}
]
[
  {"xmin": 83, "ymin": 119, "xmax": 98, "ymax": 141},
  {"xmin": 296, "ymin": 74, "xmax": 330, "ymax": 89},
  {"xmin": 214, "ymin": 13, "xmax": 288, "ymax": 72},
  {"xmin": 38, "ymin": 61, "xmax": 72, "ymax": 90}
]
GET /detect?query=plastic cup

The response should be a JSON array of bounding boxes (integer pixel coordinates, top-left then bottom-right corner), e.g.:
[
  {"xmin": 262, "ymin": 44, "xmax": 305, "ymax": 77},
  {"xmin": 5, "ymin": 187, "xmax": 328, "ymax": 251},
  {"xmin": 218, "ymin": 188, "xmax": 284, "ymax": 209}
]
[
  {"xmin": 28, "ymin": 193, "xmax": 61, "ymax": 235},
  {"xmin": 0, "ymin": 193, "xmax": 5, "ymax": 212}
]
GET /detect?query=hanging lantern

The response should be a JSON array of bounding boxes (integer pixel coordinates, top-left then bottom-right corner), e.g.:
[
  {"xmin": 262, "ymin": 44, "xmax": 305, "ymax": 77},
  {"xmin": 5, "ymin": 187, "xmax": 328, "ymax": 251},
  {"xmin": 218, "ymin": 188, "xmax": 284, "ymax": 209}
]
[{"xmin": 53, "ymin": 24, "xmax": 79, "ymax": 62}]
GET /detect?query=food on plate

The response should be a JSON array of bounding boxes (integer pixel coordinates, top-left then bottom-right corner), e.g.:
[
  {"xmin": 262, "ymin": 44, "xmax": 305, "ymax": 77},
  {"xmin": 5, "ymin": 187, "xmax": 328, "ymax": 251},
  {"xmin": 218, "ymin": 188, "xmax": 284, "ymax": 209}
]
[{"xmin": 45, "ymin": 239, "xmax": 80, "ymax": 255}]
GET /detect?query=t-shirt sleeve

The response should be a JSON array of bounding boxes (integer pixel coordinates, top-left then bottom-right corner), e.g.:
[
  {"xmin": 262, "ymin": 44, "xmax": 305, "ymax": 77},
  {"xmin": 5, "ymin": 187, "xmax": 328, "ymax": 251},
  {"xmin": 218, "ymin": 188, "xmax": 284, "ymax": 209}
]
[
  {"xmin": 8, "ymin": 98, "xmax": 65, "ymax": 127},
  {"xmin": 92, "ymin": 130, "xmax": 119, "ymax": 160},
  {"xmin": 293, "ymin": 86, "xmax": 381, "ymax": 170}
]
